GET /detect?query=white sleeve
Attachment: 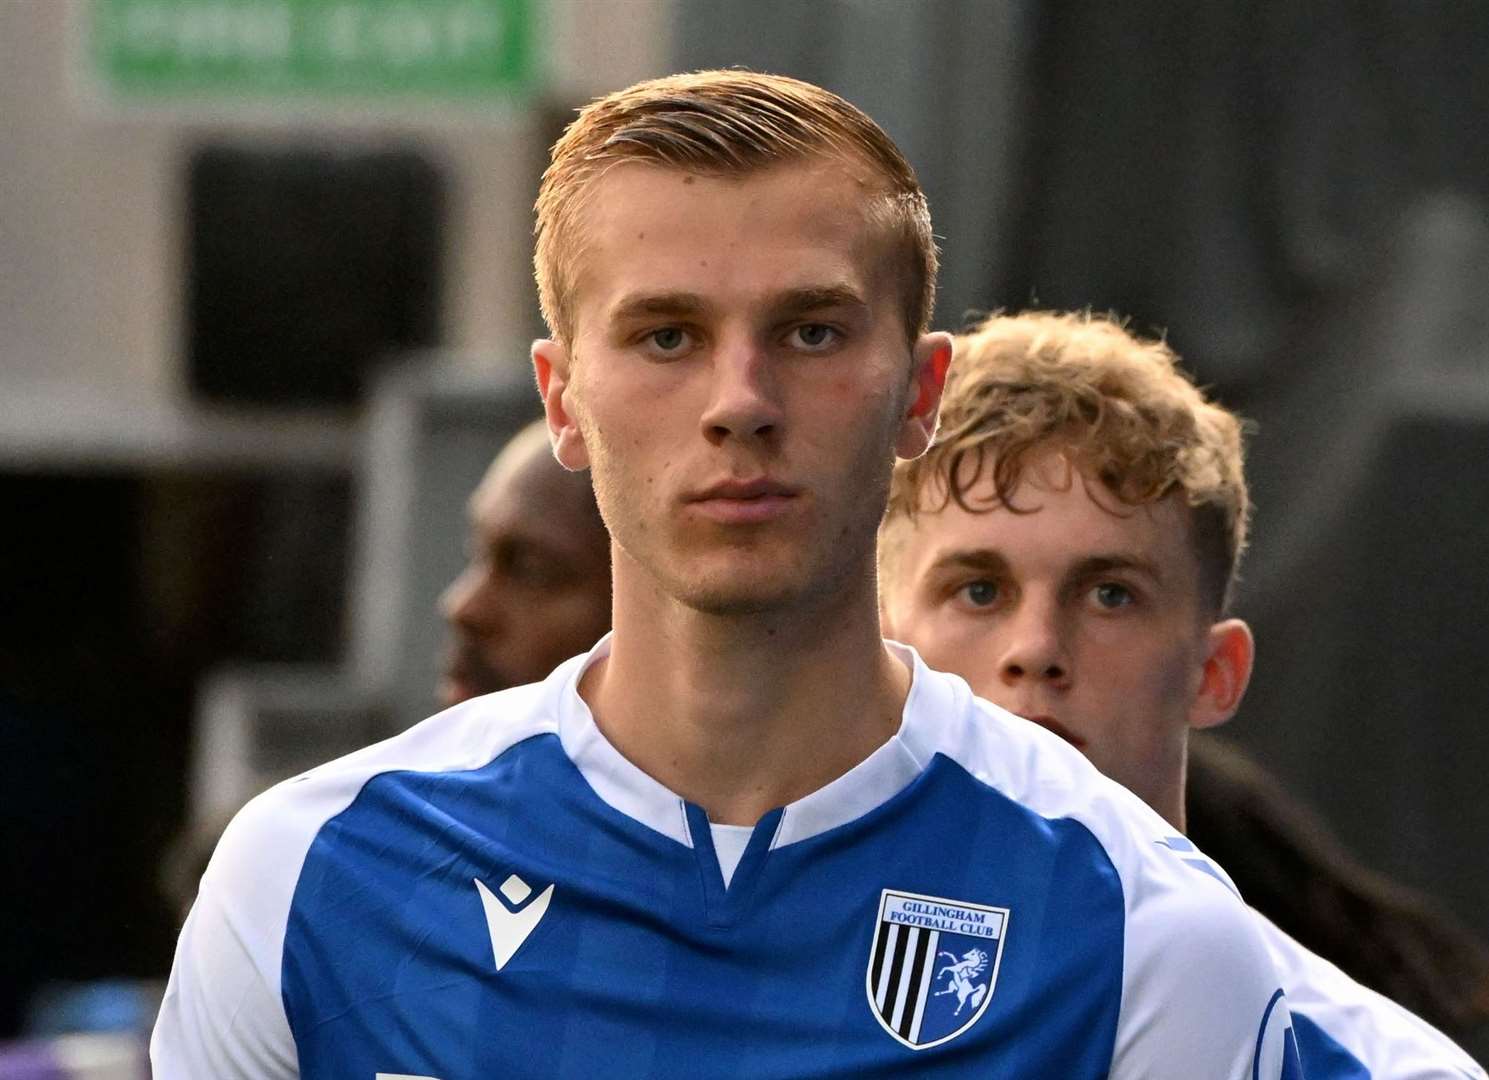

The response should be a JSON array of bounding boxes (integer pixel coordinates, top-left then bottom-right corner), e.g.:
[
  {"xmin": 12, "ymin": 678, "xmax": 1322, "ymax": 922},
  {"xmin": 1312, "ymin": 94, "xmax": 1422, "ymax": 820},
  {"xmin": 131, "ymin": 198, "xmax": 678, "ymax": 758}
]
[
  {"xmin": 149, "ymin": 792, "xmax": 306, "ymax": 1080},
  {"xmin": 148, "ymin": 690, "xmax": 550, "ymax": 1079},
  {"xmin": 1258, "ymin": 913, "xmax": 1488, "ymax": 1080},
  {"xmin": 149, "ymin": 886, "xmax": 299, "ymax": 1079},
  {"xmin": 1110, "ymin": 862, "xmax": 1298, "ymax": 1079}
]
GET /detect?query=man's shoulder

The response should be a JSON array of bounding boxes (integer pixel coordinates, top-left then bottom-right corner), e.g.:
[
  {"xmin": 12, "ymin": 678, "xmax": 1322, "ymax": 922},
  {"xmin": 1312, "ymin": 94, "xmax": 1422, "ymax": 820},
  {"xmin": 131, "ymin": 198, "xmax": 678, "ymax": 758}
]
[
  {"xmin": 914, "ymin": 666, "xmax": 1273, "ymax": 973},
  {"xmin": 279, "ymin": 680, "xmax": 559, "ymax": 809},
  {"xmin": 204, "ymin": 677, "xmax": 562, "ymax": 908},
  {"xmin": 151, "ymin": 676, "xmax": 572, "ymax": 1079},
  {"xmin": 903, "ymin": 665, "xmax": 1293, "ymax": 1076},
  {"xmin": 920, "ymin": 675, "xmax": 1237, "ymax": 912},
  {"xmin": 1257, "ymin": 913, "xmax": 1488, "ymax": 1079}
]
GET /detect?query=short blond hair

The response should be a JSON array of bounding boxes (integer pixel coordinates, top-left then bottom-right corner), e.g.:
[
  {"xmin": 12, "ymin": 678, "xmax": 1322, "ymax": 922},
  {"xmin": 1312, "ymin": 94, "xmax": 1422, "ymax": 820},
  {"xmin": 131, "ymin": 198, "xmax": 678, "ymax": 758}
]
[
  {"xmin": 533, "ymin": 70, "xmax": 937, "ymax": 345},
  {"xmin": 886, "ymin": 310, "xmax": 1251, "ymax": 613}
]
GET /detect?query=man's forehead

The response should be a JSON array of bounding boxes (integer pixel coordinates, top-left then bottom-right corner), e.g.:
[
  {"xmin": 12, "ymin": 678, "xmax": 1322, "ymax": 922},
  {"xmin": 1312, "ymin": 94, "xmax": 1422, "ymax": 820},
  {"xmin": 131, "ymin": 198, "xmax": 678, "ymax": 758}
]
[
  {"xmin": 904, "ymin": 470, "xmax": 1194, "ymax": 575},
  {"xmin": 579, "ymin": 154, "xmax": 883, "ymax": 216},
  {"xmin": 470, "ymin": 437, "xmax": 570, "ymax": 523},
  {"xmin": 603, "ymin": 282, "xmax": 871, "ymax": 326},
  {"xmin": 467, "ymin": 466, "xmax": 526, "ymax": 531},
  {"xmin": 569, "ymin": 159, "xmax": 899, "ymax": 328}
]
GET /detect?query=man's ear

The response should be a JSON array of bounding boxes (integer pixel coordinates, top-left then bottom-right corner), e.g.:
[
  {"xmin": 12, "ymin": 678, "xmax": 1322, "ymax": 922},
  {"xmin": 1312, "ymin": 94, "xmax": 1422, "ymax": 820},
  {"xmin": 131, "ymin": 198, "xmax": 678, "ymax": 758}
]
[
  {"xmin": 895, "ymin": 332, "xmax": 953, "ymax": 460},
  {"xmin": 532, "ymin": 338, "xmax": 590, "ymax": 471},
  {"xmin": 1189, "ymin": 618, "xmax": 1254, "ymax": 731}
]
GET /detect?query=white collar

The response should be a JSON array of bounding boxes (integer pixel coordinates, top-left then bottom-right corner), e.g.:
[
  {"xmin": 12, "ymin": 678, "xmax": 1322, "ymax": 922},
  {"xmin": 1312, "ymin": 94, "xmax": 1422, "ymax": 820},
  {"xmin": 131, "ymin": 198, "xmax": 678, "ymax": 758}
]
[{"xmin": 552, "ymin": 632, "xmax": 966, "ymax": 850}]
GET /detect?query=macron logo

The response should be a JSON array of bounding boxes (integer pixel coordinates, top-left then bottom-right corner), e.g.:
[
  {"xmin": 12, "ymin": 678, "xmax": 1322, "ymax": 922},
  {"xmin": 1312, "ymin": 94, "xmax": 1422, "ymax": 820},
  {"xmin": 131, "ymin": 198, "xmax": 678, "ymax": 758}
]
[{"xmin": 474, "ymin": 873, "xmax": 554, "ymax": 971}]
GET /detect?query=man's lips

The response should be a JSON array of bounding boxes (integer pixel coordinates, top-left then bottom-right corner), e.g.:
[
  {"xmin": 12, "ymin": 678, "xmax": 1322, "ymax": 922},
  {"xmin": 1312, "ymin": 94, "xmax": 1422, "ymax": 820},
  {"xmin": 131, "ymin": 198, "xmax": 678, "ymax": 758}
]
[
  {"xmin": 686, "ymin": 478, "xmax": 800, "ymax": 523},
  {"xmin": 1023, "ymin": 714, "xmax": 1086, "ymax": 749},
  {"xmin": 440, "ymin": 647, "xmax": 511, "ymax": 702},
  {"xmin": 690, "ymin": 477, "xmax": 799, "ymax": 500}
]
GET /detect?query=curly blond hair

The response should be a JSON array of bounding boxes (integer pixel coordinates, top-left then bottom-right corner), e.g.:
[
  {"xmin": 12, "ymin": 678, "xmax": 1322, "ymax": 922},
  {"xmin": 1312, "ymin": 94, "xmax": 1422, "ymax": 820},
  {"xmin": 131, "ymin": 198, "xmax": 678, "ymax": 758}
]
[
  {"xmin": 534, "ymin": 70, "xmax": 937, "ymax": 345},
  {"xmin": 886, "ymin": 310, "xmax": 1251, "ymax": 613}
]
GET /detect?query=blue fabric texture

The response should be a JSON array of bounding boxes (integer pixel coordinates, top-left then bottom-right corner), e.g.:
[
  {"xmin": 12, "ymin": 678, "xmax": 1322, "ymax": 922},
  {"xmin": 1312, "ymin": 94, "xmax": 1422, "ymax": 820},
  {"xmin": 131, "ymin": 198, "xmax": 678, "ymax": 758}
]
[
  {"xmin": 281, "ymin": 739, "xmax": 1126, "ymax": 1078},
  {"xmin": 1292, "ymin": 1012, "xmax": 1371, "ymax": 1079}
]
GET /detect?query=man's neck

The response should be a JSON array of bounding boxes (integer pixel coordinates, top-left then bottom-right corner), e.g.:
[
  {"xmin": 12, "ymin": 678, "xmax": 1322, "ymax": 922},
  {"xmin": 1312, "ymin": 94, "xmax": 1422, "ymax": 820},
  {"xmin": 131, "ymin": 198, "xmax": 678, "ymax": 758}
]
[{"xmin": 580, "ymin": 559, "xmax": 910, "ymax": 827}]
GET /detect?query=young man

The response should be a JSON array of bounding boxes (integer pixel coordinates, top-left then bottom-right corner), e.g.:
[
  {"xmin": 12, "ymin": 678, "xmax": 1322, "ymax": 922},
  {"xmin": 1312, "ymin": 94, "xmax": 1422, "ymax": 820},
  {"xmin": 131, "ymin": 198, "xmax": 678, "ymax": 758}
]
[
  {"xmin": 152, "ymin": 73, "xmax": 1297, "ymax": 1078},
  {"xmin": 879, "ymin": 309, "xmax": 1487, "ymax": 1077},
  {"xmin": 438, "ymin": 420, "xmax": 612, "ymax": 707}
]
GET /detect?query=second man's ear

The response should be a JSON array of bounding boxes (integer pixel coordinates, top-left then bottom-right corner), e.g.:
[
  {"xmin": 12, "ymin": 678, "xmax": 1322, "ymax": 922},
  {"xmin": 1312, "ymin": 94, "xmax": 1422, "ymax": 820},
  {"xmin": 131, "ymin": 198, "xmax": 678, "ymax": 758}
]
[
  {"xmin": 1189, "ymin": 618, "xmax": 1255, "ymax": 731},
  {"xmin": 895, "ymin": 332, "xmax": 953, "ymax": 460},
  {"xmin": 532, "ymin": 339, "xmax": 591, "ymax": 472}
]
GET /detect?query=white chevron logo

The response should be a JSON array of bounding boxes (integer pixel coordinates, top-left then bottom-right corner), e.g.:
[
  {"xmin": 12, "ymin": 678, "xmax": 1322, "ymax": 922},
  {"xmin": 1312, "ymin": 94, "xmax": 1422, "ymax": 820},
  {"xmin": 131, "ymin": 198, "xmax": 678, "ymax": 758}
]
[{"xmin": 474, "ymin": 873, "xmax": 554, "ymax": 971}]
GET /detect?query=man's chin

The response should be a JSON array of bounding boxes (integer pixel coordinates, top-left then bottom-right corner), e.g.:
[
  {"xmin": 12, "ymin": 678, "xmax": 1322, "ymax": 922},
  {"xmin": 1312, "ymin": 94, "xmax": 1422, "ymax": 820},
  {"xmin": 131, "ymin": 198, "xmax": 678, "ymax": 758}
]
[
  {"xmin": 675, "ymin": 573, "xmax": 808, "ymax": 617},
  {"xmin": 677, "ymin": 543, "xmax": 849, "ymax": 611},
  {"xmin": 438, "ymin": 669, "xmax": 509, "ymax": 707},
  {"xmin": 436, "ymin": 676, "xmax": 471, "ymax": 709}
]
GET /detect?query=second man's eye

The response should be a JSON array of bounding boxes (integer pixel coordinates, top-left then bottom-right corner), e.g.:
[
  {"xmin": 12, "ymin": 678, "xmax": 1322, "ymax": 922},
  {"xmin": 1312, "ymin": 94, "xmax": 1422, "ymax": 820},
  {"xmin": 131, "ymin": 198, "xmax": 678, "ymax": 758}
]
[
  {"xmin": 1093, "ymin": 582, "xmax": 1133, "ymax": 609},
  {"xmin": 960, "ymin": 580, "xmax": 999, "ymax": 607},
  {"xmin": 790, "ymin": 324, "xmax": 837, "ymax": 349}
]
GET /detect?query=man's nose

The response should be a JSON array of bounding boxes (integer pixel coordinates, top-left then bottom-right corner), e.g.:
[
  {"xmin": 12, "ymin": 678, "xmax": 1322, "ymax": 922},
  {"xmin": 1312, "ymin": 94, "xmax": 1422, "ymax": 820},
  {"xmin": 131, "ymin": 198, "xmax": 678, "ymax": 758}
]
[
  {"xmin": 995, "ymin": 600, "xmax": 1070, "ymax": 687},
  {"xmin": 440, "ymin": 566, "xmax": 498, "ymax": 631},
  {"xmin": 698, "ymin": 337, "xmax": 784, "ymax": 445}
]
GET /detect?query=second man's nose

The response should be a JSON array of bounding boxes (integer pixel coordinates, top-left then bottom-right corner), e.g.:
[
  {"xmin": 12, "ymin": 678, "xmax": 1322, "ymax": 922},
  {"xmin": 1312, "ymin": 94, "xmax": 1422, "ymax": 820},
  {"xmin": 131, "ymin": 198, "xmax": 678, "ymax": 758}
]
[{"xmin": 995, "ymin": 605, "xmax": 1070, "ymax": 687}]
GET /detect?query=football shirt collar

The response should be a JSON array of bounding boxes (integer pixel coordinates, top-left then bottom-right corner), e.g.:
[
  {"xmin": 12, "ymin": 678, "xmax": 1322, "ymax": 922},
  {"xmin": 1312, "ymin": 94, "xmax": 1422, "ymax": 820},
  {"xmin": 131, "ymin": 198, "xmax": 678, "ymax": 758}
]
[{"xmin": 553, "ymin": 633, "xmax": 964, "ymax": 850}]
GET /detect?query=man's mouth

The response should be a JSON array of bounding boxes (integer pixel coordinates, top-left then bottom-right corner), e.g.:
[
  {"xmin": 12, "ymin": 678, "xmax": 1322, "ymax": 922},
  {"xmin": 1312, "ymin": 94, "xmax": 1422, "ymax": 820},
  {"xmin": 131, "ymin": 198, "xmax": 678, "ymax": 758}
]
[
  {"xmin": 1023, "ymin": 714, "xmax": 1086, "ymax": 750},
  {"xmin": 440, "ymin": 648, "xmax": 511, "ymax": 704},
  {"xmin": 686, "ymin": 477, "xmax": 801, "ymax": 524}
]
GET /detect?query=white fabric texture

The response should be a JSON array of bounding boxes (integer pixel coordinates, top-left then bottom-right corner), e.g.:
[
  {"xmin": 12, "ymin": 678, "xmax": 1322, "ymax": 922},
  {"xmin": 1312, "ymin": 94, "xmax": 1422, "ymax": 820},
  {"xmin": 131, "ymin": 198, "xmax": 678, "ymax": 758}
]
[
  {"xmin": 708, "ymin": 824, "xmax": 753, "ymax": 888},
  {"xmin": 152, "ymin": 635, "xmax": 1293, "ymax": 1080},
  {"xmin": 1259, "ymin": 911, "xmax": 1487, "ymax": 1079}
]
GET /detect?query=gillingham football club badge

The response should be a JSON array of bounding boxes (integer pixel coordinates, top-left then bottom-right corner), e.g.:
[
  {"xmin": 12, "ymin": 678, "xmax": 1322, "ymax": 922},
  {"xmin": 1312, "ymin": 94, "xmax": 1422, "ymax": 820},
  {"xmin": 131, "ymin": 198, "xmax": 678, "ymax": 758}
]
[{"xmin": 865, "ymin": 889, "xmax": 1009, "ymax": 1050}]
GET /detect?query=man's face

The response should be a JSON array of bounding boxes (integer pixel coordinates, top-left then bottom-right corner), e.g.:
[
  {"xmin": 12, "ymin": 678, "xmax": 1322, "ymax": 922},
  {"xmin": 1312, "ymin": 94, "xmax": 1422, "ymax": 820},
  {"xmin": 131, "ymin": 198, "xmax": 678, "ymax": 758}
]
[
  {"xmin": 438, "ymin": 438, "xmax": 611, "ymax": 705},
  {"xmin": 535, "ymin": 159, "xmax": 946, "ymax": 616},
  {"xmin": 881, "ymin": 446, "xmax": 1220, "ymax": 814}
]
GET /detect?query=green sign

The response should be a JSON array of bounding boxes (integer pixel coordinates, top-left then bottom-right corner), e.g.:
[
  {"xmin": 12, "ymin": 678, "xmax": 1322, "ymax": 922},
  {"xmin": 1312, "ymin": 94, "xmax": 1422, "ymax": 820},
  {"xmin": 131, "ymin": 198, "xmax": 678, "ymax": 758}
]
[{"xmin": 89, "ymin": 0, "xmax": 539, "ymax": 101}]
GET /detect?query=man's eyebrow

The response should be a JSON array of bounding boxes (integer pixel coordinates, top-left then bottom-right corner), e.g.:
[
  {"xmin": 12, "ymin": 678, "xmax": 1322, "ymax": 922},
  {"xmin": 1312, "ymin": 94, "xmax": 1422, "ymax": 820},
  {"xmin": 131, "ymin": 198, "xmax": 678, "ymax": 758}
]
[
  {"xmin": 774, "ymin": 284, "xmax": 869, "ymax": 317},
  {"xmin": 922, "ymin": 549, "xmax": 1164, "ymax": 584},
  {"xmin": 607, "ymin": 285, "xmax": 868, "ymax": 324},
  {"xmin": 926, "ymin": 548, "xmax": 1010, "ymax": 576},
  {"xmin": 1068, "ymin": 554, "xmax": 1163, "ymax": 583},
  {"xmin": 609, "ymin": 291, "xmax": 710, "ymax": 322}
]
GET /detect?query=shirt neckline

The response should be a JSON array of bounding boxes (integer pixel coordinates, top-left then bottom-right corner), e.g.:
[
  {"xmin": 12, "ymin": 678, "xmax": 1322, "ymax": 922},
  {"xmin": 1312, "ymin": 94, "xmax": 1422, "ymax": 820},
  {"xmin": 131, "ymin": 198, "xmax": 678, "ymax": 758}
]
[{"xmin": 553, "ymin": 633, "xmax": 962, "ymax": 851}]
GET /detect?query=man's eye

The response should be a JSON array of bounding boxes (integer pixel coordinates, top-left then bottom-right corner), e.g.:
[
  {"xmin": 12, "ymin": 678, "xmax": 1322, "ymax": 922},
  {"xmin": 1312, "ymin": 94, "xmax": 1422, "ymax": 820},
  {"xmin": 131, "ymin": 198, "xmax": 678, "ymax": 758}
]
[
  {"xmin": 494, "ymin": 545, "xmax": 549, "ymax": 584},
  {"xmin": 958, "ymin": 580, "xmax": 999, "ymax": 607},
  {"xmin": 646, "ymin": 327, "xmax": 690, "ymax": 353},
  {"xmin": 789, "ymin": 324, "xmax": 838, "ymax": 349},
  {"xmin": 1092, "ymin": 582, "xmax": 1133, "ymax": 609}
]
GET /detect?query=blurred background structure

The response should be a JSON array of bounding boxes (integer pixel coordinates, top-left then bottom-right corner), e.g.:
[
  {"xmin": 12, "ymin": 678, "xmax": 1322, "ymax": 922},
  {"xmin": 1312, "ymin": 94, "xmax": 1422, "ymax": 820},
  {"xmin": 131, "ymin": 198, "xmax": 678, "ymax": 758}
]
[{"xmin": 2, "ymin": 0, "xmax": 1487, "ymax": 1065}]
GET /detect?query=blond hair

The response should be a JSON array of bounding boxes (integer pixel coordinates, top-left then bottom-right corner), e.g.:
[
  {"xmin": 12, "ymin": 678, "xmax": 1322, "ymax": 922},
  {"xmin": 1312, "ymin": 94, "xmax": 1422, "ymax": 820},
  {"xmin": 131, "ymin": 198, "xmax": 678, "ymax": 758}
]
[
  {"xmin": 533, "ymin": 70, "xmax": 937, "ymax": 344},
  {"xmin": 886, "ymin": 310, "xmax": 1251, "ymax": 613}
]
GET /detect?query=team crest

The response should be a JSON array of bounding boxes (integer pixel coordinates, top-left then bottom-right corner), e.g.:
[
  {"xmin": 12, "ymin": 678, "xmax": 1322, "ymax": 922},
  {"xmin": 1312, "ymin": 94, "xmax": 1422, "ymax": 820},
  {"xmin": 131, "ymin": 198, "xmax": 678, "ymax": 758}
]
[{"xmin": 865, "ymin": 889, "xmax": 1009, "ymax": 1050}]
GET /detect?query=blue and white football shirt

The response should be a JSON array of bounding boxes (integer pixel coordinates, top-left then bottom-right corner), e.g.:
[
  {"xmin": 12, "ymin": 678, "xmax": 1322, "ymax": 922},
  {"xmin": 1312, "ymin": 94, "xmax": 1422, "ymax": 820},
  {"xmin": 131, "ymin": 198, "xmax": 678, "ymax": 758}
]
[
  {"xmin": 152, "ymin": 638, "xmax": 1299, "ymax": 1079},
  {"xmin": 1257, "ymin": 912, "xmax": 1486, "ymax": 1079}
]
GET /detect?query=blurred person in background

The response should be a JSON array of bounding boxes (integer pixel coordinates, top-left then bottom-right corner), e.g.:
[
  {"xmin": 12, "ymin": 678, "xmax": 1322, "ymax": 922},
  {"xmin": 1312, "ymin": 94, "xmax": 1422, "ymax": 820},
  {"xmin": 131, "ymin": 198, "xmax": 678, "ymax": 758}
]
[
  {"xmin": 156, "ymin": 419, "xmax": 613, "ymax": 926},
  {"xmin": 437, "ymin": 419, "xmax": 612, "ymax": 706},
  {"xmin": 879, "ymin": 309, "xmax": 1489, "ymax": 1076}
]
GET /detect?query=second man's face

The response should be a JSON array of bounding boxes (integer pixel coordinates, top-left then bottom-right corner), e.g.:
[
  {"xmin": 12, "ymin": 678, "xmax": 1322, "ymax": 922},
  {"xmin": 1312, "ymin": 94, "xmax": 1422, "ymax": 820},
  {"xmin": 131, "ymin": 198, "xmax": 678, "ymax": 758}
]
[
  {"xmin": 881, "ymin": 445, "xmax": 1217, "ymax": 815},
  {"xmin": 438, "ymin": 442, "xmax": 612, "ymax": 706},
  {"xmin": 541, "ymin": 157, "xmax": 943, "ymax": 617}
]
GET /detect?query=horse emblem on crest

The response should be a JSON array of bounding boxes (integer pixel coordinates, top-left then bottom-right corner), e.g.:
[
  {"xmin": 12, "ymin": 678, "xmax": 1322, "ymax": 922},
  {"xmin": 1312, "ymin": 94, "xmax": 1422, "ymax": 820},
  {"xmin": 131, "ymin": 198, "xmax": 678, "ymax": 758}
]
[{"xmin": 934, "ymin": 947, "xmax": 990, "ymax": 1016}]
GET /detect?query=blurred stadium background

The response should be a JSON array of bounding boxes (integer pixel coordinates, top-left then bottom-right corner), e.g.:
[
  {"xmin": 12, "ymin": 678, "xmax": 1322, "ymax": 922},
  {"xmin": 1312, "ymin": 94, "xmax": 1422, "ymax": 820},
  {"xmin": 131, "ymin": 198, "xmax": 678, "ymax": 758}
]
[{"xmin": 2, "ymin": 0, "xmax": 1486, "ymax": 1071}]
